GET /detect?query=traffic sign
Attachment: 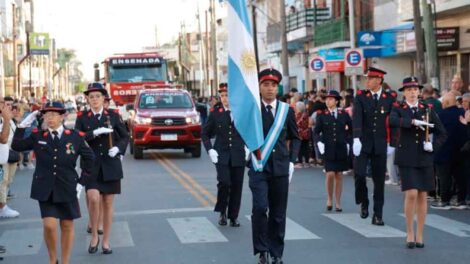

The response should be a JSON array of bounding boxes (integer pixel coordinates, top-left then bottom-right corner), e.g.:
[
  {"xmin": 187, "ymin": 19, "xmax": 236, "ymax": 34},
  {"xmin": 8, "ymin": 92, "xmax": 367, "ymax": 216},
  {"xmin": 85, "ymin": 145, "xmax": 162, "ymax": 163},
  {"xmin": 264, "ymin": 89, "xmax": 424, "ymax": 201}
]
[
  {"xmin": 309, "ymin": 56, "xmax": 327, "ymax": 79},
  {"xmin": 345, "ymin": 48, "xmax": 364, "ymax": 76}
]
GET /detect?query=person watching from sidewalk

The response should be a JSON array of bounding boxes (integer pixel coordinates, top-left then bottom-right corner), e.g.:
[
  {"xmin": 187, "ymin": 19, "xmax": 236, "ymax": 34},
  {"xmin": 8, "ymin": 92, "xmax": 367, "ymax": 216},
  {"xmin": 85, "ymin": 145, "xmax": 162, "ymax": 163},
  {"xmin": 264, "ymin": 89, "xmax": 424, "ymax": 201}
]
[
  {"xmin": 202, "ymin": 83, "xmax": 248, "ymax": 227},
  {"xmin": 390, "ymin": 76, "xmax": 446, "ymax": 249},
  {"xmin": 451, "ymin": 75, "xmax": 464, "ymax": 94},
  {"xmin": 12, "ymin": 102, "xmax": 94, "ymax": 264},
  {"xmin": 75, "ymin": 82, "xmax": 129, "ymax": 255},
  {"xmin": 294, "ymin": 101, "xmax": 311, "ymax": 168},
  {"xmin": 314, "ymin": 90, "xmax": 352, "ymax": 212},
  {"xmin": 432, "ymin": 93, "xmax": 468, "ymax": 210},
  {"xmin": 422, "ymin": 84, "xmax": 442, "ymax": 114},
  {"xmin": 0, "ymin": 97, "xmax": 20, "ymax": 218}
]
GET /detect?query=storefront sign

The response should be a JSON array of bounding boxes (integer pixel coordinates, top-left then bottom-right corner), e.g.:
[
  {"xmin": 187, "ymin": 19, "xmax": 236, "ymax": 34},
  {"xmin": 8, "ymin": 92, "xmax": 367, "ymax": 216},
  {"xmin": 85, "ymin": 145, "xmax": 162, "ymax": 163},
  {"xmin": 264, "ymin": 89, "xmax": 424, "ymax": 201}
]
[
  {"xmin": 318, "ymin": 48, "xmax": 345, "ymax": 72},
  {"xmin": 435, "ymin": 27, "xmax": 459, "ymax": 51}
]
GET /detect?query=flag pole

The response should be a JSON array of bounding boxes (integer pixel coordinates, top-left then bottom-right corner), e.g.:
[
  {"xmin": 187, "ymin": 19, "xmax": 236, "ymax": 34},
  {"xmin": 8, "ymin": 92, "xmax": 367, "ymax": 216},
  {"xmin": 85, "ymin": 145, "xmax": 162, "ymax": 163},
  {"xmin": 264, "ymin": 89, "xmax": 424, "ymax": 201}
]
[{"xmin": 250, "ymin": 0, "xmax": 260, "ymax": 73}]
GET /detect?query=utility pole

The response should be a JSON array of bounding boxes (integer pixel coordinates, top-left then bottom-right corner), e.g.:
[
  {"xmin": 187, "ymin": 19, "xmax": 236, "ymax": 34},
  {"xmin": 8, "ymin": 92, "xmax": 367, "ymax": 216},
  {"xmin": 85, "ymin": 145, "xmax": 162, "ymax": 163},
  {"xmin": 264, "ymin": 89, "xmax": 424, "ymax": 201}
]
[
  {"xmin": 197, "ymin": 6, "xmax": 206, "ymax": 97},
  {"xmin": 12, "ymin": 3, "xmax": 18, "ymax": 97},
  {"xmin": 210, "ymin": 0, "xmax": 218, "ymax": 96},
  {"xmin": 421, "ymin": 0, "xmax": 439, "ymax": 89},
  {"xmin": 348, "ymin": 0, "xmax": 357, "ymax": 91},
  {"xmin": 280, "ymin": 0, "xmax": 289, "ymax": 93},
  {"xmin": 205, "ymin": 10, "xmax": 210, "ymax": 96},
  {"xmin": 413, "ymin": 0, "xmax": 426, "ymax": 84}
]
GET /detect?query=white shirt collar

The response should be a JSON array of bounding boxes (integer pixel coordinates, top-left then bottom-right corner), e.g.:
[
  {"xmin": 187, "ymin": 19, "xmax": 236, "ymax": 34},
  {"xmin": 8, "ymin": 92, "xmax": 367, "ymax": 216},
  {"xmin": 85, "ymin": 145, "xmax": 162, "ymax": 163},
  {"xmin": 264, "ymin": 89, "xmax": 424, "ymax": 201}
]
[
  {"xmin": 328, "ymin": 107, "xmax": 337, "ymax": 113},
  {"xmin": 91, "ymin": 107, "xmax": 104, "ymax": 116},
  {"xmin": 48, "ymin": 125, "xmax": 64, "ymax": 138},
  {"xmin": 262, "ymin": 99, "xmax": 277, "ymax": 110},
  {"xmin": 371, "ymin": 88, "xmax": 382, "ymax": 97},
  {"xmin": 406, "ymin": 101, "xmax": 419, "ymax": 108}
]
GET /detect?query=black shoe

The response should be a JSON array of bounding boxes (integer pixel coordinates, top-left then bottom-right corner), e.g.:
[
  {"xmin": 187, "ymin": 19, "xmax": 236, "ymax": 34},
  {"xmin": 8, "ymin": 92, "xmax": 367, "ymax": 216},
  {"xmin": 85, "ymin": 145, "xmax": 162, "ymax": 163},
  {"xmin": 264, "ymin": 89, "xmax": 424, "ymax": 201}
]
[
  {"xmin": 218, "ymin": 213, "xmax": 227, "ymax": 226},
  {"xmin": 229, "ymin": 219, "xmax": 240, "ymax": 227},
  {"xmin": 271, "ymin": 257, "xmax": 284, "ymax": 264},
  {"xmin": 102, "ymin": 246, "xmax": 113, "ymax": 254},
  {"xmin": 360, "ymin": 203, "xmax": 369, "ymax": 219},
  {"xmin": 88, "ymin": 237, "xmax": 100, "ymax": 254},
  {"xmin": 258, "ymin": 252, "xmax": 268, "ymax": 264},
  {"xmin": 335, "ymin": 207, "xmax": 343, "ymax": 212},
  {"xmin": 406, "ymin": 241, "xmax": 416, "ymax": 249},
  {"xmin": 415, "ymin": 242, "xmax": 425, "ymax": 248},
  {"xmin": 371, "ymin": 215, "xmax": 385, "ymax": 226},
  {"xmin": 326, "ymin": 205, "xmax": 333, "ymax": 211}
]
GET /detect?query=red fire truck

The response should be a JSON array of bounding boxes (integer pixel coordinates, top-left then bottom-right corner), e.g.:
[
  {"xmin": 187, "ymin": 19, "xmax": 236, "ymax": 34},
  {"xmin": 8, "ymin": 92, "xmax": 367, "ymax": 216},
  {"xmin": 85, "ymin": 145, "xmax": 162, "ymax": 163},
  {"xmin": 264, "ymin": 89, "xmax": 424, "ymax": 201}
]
[{"xmin": 103, "ymin": 52, "xmax": 170, "ymax": 106}]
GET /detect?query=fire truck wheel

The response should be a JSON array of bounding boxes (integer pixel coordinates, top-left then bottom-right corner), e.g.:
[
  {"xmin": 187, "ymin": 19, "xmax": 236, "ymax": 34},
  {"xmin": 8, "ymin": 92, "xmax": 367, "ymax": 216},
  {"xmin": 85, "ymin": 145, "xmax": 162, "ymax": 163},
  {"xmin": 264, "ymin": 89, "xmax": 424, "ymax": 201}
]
[
  {"xmin": 129, "ymin": 141, "xmax": 134, "ymax": 154},
  {"xmin": 191, "ymin": 144, "xmax": 201, "ymax": 158},
  {"xmin": 134, "ymin": 146, "xmax": 144, "ymax": 159}
]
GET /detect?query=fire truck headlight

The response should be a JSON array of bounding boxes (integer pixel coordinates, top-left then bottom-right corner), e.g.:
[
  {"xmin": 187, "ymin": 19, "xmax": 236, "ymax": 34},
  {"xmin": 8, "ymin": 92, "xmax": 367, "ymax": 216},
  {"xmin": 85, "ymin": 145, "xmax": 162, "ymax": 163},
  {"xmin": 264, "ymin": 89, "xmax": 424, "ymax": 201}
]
[
  {"xmin": 135, "ymin": 116, "xmax": 152, "ymax": 125},
  {"xmin": 185, "ymin": 116, "xmax": 200, "ymax": 125}
]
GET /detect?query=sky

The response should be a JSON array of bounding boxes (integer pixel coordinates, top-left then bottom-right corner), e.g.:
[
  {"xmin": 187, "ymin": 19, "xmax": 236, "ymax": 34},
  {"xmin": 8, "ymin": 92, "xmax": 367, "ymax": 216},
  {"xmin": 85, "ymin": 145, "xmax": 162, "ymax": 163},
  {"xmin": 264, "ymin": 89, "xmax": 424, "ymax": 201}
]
[{"xmin": 35, "ymin": 0, "xmax": 217, "ymax": 81}]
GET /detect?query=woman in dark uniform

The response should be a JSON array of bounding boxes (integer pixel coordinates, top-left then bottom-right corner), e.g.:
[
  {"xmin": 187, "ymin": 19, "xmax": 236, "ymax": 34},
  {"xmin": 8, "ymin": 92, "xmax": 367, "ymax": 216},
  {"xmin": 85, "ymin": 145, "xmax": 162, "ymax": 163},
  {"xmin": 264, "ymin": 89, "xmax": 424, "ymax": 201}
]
[
  {"xmin": 12, "ymin": 102, "xmax": 94, "ymax": 264},
  {"xmin": 75, "ymin": 83, "xmax": 129, "ymax": 254},
  {"xmin": 390, "ymin": 77, "xmax": 446, "ymax": 248},
  {"xmin": 314, "ymin": 90, "xmax": 352, "ymax": 211}
]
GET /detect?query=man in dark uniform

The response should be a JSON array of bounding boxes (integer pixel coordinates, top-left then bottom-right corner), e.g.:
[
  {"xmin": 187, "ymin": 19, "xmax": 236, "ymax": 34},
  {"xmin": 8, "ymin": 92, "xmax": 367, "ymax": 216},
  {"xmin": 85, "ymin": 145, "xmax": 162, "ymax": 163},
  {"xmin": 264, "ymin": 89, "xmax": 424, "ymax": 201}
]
[
  {"xmin": 75, "ymin": 82, "xmax": 129, "ymax": 254},
  {"xmin": 12, "ymin": 102, "xmax": 94, "ymax": 264},
  {"xmin": 202, "ymin": 83, "xmax": 248, "ymax": 227},
  {"xmin": 249, "ymin": 68, "xmax": 300, "ymax": 264},
  {"xmin": 352, "ymin": 66, "xmax": 397, "ymax": 225}
]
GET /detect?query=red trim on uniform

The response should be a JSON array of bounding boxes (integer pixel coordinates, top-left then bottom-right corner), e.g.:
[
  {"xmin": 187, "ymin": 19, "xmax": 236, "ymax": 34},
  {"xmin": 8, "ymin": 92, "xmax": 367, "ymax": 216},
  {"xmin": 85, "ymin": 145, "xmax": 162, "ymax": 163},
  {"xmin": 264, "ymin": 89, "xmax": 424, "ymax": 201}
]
[
  {"xmin": 316, "ymin": 110, "xmax": 322, "ymax": 114},
  {"xmin": 403, "ymin": 82, "xmax": 420, "ymax": 86},
  {"xmin": 41, "ymin": 107, "xmax": 65, "ymax": 112},
  {"xmin": 32, "ymin": 128, "xmax": 39, "ymax": 133},
  {"xmin": 391, "ymin": 91, "xmax": 397, "ymax": 98},
  {"xmin": 113, "ymin": 109, "xmax": 120, "ymax": 114},
  {"xmin": 367, "ymin": 71, "xmax": 385, "ymax": 78},
  {"xmin": 428, "ymin": 104, "xmax": 433, "ymax": 108},
  {"xmin": 356, "ymin": 90, "xmax": 363, "ymax": 95},
  {"xmin": 77, "ymin": 111, "xmax": 83, "ymax": 117},
  {"xmin": 255, "ymin": 149, "xmax": 261, "ymax": 160},
  {"xmin": 402, "ymin": 105, "xmax": 408, "ymax": 109},
  {"xmin": 385, "ymin": 115, "xmax": 391, "ymax": 144},
  {"xmin": 366, "ymin": 93, "xmax": 371, "ymax": 97},
  {"xmin": 218, "ymin": 88, "xmax": 228, "ymax": 93},
  {"xmin": 325, "ymin": 110, "xmax": 330, "ymax": 115},
  {"xmin": 43, "ymin": 132, "xmax": 49, "ymax": 138},
  {"xmin": 210, "ymin": 108, "xmax": 214, "ymax": 112},
  {"xmin": 419, "ymin": 104, "xmax": 424, "ymax": 108},
  {"xmin": 259, "ymin": 74, "xmax": 279, "ymax": 83},
  {"xmin": 393, "ymin": 102, "xmax": 400, "ymax": 108},
  {"xmin": 104, "ymin": 110, "xmax": 109, "ymax": 115},
  {"xmin": 219, "ymin": 108, "xmax": 224, "ymax": 113},
  {"xmin": 78, "ymin": 131, "xmax": 86, "ymax": 137},
  {"xmin": 64, "ymin": 129, "xmax": 71, "ymax": 135},
  {"xmin": 87, "ymin": 112, "xmax": 92, "ymax": 117},
  {"xmin": 382, "ymin": 93, "xmax": 387, "ymax": 99}
]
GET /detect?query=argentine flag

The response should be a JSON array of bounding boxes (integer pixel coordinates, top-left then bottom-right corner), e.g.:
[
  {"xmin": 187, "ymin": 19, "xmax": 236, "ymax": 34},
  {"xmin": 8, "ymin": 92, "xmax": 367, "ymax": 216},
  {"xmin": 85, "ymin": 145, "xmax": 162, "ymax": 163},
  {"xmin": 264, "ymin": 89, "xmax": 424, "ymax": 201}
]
[{"xmin": 227, "ymin": 0, "xmax": 264, "ymax": 151}]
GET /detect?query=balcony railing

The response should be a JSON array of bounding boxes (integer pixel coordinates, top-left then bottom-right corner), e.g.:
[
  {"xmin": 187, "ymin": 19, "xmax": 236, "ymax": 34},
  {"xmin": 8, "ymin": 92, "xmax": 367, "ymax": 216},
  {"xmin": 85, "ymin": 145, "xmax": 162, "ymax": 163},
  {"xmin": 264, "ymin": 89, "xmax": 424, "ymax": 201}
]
[
  {"xmin": 286, "ymin": 7, "xmax": 331, "ymax": 32},
  {"xmin": 313, "ymin": 17, "xmax": 349, "ymax": 46}
]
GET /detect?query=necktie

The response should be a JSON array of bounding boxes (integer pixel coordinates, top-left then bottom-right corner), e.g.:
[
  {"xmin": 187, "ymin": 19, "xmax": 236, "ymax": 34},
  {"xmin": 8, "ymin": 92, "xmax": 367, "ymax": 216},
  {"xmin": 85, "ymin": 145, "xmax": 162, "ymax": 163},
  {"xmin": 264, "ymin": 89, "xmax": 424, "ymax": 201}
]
[
  {"xmin": 411, "ymin": 107, "xmax": 419, "ymax": 118},
  {"xmin": 266, "ymin": 105, "xmax": 274, "ymax": 119},
  {"xmin": 373, "ymin": 93, "xmax": 379, "ymax": 107},
  {"xmin": 331, "ymin": 111, "xmax": 336, "ymax": 119},
  {"xmin": 52, "ymin": 131, "xmax": 60, "ymax": 146},
  {"xmin": 95, "ymin": 114, "xmax": 101, "ymax": 120}
]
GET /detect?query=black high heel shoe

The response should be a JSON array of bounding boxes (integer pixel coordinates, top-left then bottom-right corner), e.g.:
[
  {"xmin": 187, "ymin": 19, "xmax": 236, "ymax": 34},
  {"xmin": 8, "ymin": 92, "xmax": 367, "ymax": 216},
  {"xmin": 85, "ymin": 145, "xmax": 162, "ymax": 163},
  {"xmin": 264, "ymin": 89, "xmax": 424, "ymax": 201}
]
[
  {"xmin": 102, "ymin": 246, "xmax": 113, "ymax": 254},
  {"xmin": 415, "ymin": 242, "xmax": 425, "ymax": 248},
  {"xmin": 88, "ymin": 236, "xmax": 100, "ymax": 254},
  {"xmin": 326, "ymin": 205, "xmax": 333, "ymax": 211},
  {"xmin": 406, "ymin": 241, "xmax": 415, "ymax": 249}
]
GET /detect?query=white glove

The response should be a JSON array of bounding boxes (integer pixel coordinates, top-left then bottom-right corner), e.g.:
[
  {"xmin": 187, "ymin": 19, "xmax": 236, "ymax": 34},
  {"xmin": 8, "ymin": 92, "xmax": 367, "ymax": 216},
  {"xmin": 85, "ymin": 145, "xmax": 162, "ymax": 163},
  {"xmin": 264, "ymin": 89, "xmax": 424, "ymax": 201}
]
[
  {"xmin": 244, "ymin": 146, "xmax": 251, "ymax": 161},
  {"xmin": 288, "ymin": 162, "xmax": 294, "ymax": 183},
  {"xmin": 93, "ymin": 127, "xmax": 114, "ymax": 137},
  {"xmin": 423, "ymin": 141, "xmax": 433, "ymax": 152},
  {"xmin": 317, "ymin": 142, "xmax": 325, "ymax": 155},
  {"xmin": 18, "ymin": 110, "xmax": 39, "ymax": 128},
  {"xmin": 208, "ymin": 149, "xmax": 218, "ymax": 164},
  {"xmin": 108, "ymin": 146, "xmax": 120, "ymax": 157},
  {"xmin": 413, "ymin": 119, "xmax": 435, "ymax": 131},
  {"xmin": 353, "ymin": 138, "xmax": 362, "ymax": 157},
  {"xmin": 387, "ymin": 145, "xmax": 395, "ymax": 155}
]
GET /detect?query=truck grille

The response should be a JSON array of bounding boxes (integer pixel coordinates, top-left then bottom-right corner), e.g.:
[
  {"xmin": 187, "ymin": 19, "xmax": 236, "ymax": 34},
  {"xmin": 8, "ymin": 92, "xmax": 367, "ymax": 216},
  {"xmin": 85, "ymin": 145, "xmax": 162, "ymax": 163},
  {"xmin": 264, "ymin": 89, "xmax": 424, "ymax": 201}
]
[
  {"xmin": 151, "ymin": 117, "xmax": 186, "ymax": 126},
  {"xmin": 151, "ymin": 130, "xmax": 187, "ymax": 136}
]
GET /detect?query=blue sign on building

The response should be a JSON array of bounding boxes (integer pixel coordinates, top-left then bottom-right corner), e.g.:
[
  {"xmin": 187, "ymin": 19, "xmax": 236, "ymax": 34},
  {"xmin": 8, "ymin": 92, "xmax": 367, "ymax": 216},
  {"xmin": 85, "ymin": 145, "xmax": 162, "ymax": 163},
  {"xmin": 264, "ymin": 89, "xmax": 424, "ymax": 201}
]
[{"xmin": 357, "ymin": 23, "xmax": 414, "ymax": 58}]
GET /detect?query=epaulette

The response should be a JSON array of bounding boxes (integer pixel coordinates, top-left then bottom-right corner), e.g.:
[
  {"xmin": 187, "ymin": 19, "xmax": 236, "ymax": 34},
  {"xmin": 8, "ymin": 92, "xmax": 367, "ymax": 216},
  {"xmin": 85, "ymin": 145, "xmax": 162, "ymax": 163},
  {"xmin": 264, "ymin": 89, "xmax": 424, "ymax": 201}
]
[
  {"xmin": 32, "ymin": 128, "xmax": 39, "ymax": 133},
  {"xmin": 218, "ymin": 108, "xmax": 224, "ymax": 113},
  {"xmin": 428, "ymin": 103, "xmax": 433, "ymax": 108},
  {"xmin": 113, "ymin": 109, "xmax": 120, "ymax": 114},
  {"xmin": 77, "ymin": 111, "xmax": 84, "ymax": 117},
  {"xmin": 392, "ymin": 102, "xmax": 401, "ymax": 108},
  {"xmin": 390, "ymin": 91, "xmax": 398, "ymax": 98},
  {"xmin": 64, "ymin": 129, "xmax": 71, "ymax": 135},
  {"xmin": 78, "ymin": 131, "xmax": 86, "ymax": 137},
  {"xmin": 419, "ymin": 103, "xmax": 425, "ymax": 109},
  {"xmin": 209, "ymin": 108, "xmax": 214, "ymax": 113},
  {"xmin": 356, "ymin": 90, "xmax": 363, "ymax": 96},
  {"xmin": 316, "ymin": 110, "xmax": 323, "ymax": 115}
]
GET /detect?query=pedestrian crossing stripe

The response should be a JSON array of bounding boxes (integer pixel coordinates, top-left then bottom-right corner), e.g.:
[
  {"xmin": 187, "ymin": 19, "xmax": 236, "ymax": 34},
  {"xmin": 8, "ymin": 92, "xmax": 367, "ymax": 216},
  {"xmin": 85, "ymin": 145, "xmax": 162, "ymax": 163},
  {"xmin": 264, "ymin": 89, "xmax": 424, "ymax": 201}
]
[
  {"xmin": 85, "ymin": 221, "xmax": 135, "ymax": 249},
  {"xmin": 245, "ymin": 215, "xmax": 321, "ymax": 240},
  {"xmin": 323, "ymin": 213, "xmax": 407, "ymax": 238},
  {"xmin": 0, "ymin": 228, "xmax": 42, "ymax": 257},
  {"xmin": 400, "ymin": 214, "xmax": 470, "ymax": 237},
  {"xmin": 168, "ymin": 217, "xmax": 229, "ymax": 243}
]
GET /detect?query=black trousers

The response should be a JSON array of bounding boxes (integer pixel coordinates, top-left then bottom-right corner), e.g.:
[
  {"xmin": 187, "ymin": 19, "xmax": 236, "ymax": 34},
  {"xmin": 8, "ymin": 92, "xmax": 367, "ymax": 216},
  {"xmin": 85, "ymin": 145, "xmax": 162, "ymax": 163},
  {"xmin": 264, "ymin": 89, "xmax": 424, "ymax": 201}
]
[
  {"xmin": 436, "ymin": 158, "xmax": 467, "ymax": 203},
  {"xmin": 298, "ymin": 140, "xmax": 310, "ymax": 163},
  {"xmin": 354, "ymin": 151, "xmax": 386, "ymax": 217},
  {"xmin": 214, "ymin": 164, "xmax": 244, "ymax": 220},
  {"xmin": 249, "ymin": 171, "xmax": 289, "ymax": 258}
]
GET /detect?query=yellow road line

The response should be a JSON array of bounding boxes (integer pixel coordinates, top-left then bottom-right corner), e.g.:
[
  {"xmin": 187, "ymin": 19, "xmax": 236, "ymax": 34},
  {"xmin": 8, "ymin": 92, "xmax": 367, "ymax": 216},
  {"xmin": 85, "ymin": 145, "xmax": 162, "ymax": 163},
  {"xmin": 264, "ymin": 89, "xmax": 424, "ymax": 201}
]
[
  {"xmin": 151, "ymin": 153, "xmax": 210, "ymax": 207},
  {"xmin": 156, "ymin": 153, "xmax": 217, "ymax": 205}
]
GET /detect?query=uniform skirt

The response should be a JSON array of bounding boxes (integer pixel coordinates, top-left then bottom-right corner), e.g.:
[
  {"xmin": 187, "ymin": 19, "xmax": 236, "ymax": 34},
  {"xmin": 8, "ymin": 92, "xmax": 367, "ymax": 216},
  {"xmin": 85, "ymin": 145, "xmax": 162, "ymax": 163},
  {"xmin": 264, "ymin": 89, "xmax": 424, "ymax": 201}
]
[
  {"xmin": 324, "ymin": 159, "xmax": 349, "ymax": 172},
  {"xmin": 399, "ymin": 166, "xmax": 435, "ymax": 192},
  {"xmin": 39, "ymin": 193, "xmax": 81, "ymax": 220},
  {"xmin": 86, "ymin": 169, "xmax": 121, "ymax": 194}
]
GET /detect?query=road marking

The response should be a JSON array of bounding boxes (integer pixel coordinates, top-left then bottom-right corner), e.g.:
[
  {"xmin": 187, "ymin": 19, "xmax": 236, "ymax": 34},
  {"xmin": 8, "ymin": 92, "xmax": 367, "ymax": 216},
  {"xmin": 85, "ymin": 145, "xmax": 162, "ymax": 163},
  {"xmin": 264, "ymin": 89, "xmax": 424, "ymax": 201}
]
[
  {"xmin": 86, "ymin": 221, "xmax": 135, "ymax": 248},
  {"xmin": 245, "ymin": 215, "xmax": 321, "ymax": 240},
  {"xmin": 151, "ymin": 153, "xmax": 211, "ymax": 207},
  {"xmin": 168, "ymin": 217, "xmax": 228, "ymax": 244},
  {"xmin": 323, "ymin": 213, "xmax": 406, "ymax": 238},
  {"xmin": 0, "ymin": 228, "xmax": 42, "ymax": 256},
  {"xmin": 0, "ymin": 207, "xmax": 213, "ymax": 226},
  {"xmin": 157, "ymin": 153, "xmax": 217, "ymax": 204},
  {"xmin": 400, "ymin": 214, "xmax": 470, "ymax": 237}
]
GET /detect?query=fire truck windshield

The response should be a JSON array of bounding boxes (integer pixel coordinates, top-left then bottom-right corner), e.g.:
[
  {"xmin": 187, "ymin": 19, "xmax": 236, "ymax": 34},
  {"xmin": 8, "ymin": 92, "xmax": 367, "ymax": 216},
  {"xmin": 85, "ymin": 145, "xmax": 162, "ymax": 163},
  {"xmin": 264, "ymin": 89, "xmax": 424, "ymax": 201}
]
[
  {"xmin": 138, "ymin": 92, "xmax": 193, "ymax": 109},
  {"xmin": 109, "ymin": 64, "xmax": 168, "ymax": 83}
]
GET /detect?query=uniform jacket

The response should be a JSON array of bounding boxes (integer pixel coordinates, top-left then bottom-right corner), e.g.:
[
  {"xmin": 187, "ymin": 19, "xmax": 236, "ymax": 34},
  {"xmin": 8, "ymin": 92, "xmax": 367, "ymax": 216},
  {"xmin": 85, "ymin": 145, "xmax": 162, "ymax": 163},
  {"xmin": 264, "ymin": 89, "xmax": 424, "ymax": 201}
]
[
  {"xmin": 12, "ymin": 127, "xmax": 94, "ymax": 203},
  {"xmin": 202, "ymin": 104, "xmax": 246, "ymax": 167},
  {"xmin": 390, "ymin": 102, "xmax": 447, "ymax": 167},
  {"xmin": 314, "ymin": 108, "xmax": 352, "ymax": 161},
  {"xmin": 434, "ymin": 106, "xmax": 467, "ymax": 164},
  {"xmin": 353, "ymin": 89, "xmax": 397, "ymax": 154},
  {"xmin": 250, "ymin": 101, "xmax": 301, "ymax": 177},
  {"xmin": 75, "ymin": 109, "xmax": 129, "ymax": 181}
]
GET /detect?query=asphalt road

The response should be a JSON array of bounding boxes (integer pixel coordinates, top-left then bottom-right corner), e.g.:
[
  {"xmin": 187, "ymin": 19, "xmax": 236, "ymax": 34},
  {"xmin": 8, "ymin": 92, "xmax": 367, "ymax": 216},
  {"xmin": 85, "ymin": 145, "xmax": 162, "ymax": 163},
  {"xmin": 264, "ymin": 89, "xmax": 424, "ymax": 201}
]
[{"xmin": 1, "ymin": 148, "xmax": 470, "ymax": 264}]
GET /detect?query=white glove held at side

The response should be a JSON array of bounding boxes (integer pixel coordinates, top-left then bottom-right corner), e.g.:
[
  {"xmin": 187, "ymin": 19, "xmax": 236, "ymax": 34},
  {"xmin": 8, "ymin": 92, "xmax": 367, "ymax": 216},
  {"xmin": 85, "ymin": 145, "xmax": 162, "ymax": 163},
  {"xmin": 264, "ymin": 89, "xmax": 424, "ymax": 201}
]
[
  {"xmin": 317, "ymin": 142, "xmax": 325, "ymax": 155},
  {"xmin": 289, "ymin": 162, "xmax": 294, "ymax": 183},
  {"xmin": 208, "ymin": 149, "xmax": 218, "ymax": 164},
  {"xmin": 423, "ymin": 141, "xmax": 433, "ymax": 152},
  {"xmin": 108, "ymin": 146, "xmax": 119, "ymax": 157},
  {"xmin": 353, "ymin": 138, "xmax": 362, "ymax": 157}
]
